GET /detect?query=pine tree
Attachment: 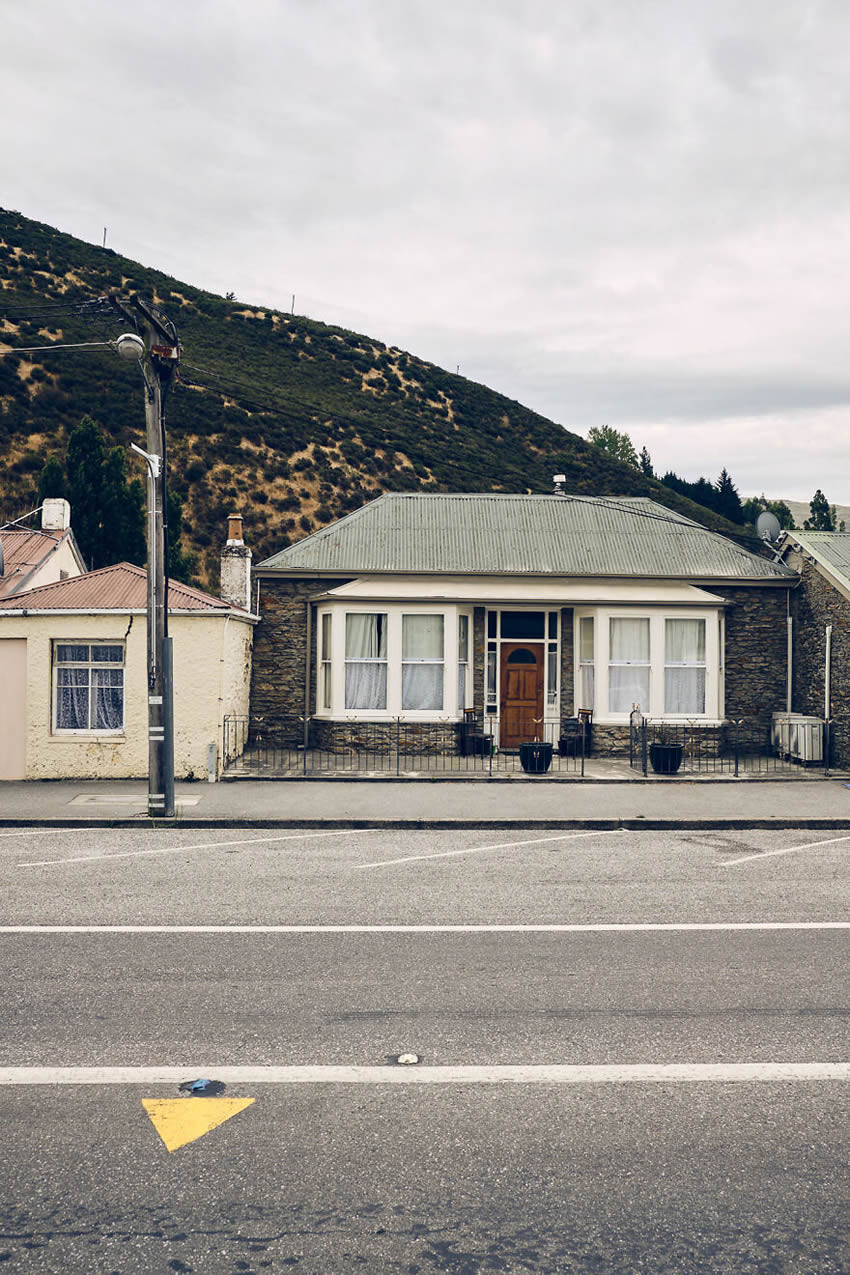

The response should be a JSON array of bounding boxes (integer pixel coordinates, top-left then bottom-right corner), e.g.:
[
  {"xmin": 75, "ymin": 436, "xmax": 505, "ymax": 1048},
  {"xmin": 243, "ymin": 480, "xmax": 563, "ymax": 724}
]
[
  {"xmin": 804, "ymin": 489, "xmax": 835, "ymax": 531},
  {"xmin": 638, "ymin": 446, "xmax": 654, "ymax": 477},
  {"xmin": 715, "ymin": 468, "xmax": 744, "ymax": 524}
]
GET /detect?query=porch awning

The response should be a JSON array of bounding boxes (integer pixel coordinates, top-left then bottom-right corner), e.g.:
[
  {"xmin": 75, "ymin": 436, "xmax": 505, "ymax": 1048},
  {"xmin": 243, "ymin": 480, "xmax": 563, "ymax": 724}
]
[{"xmin": 312, "ymin": 576, "xmax": 727, "ymax": 606}]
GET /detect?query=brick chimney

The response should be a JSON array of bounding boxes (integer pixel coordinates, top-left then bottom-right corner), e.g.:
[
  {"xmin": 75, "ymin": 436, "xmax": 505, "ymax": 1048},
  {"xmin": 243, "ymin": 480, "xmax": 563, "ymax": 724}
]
[
  {"xmin": 42, "ymin": 498, "xmax": 71, "ymax": 531},
  {"xmin": 220, "ymin": 513, "xmax": 252, "ymax": 611}
]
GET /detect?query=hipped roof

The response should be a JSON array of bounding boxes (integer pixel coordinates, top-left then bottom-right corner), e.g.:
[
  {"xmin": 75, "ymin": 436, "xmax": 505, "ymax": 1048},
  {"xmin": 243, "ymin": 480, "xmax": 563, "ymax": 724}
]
[
  {"xmin": 259, "ymin": 493, "xmax": 797, "ymax": 583},
  {"xmin": 0, "ymin": 561, "xmax": 253, "ymax": 616}
]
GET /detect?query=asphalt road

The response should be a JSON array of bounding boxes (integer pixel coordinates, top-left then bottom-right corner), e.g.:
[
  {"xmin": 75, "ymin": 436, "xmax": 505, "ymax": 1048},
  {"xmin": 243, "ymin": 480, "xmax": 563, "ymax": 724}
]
[{"xmin": 0, "ymin": 825, "xmax": 848, "ymax": 1273}]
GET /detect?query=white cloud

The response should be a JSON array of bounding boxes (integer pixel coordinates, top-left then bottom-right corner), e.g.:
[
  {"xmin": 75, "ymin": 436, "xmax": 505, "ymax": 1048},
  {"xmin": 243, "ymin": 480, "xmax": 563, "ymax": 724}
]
[{"xmin": 1, "ymin": 0, "xmax": 849, "ymax": 502}]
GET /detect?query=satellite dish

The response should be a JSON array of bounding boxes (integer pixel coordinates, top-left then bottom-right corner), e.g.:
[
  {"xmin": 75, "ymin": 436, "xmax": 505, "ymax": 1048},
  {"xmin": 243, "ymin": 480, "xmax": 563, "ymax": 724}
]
[{"xmin": 756, "ymin": 511, "xmax": 781, "ymax": 543}]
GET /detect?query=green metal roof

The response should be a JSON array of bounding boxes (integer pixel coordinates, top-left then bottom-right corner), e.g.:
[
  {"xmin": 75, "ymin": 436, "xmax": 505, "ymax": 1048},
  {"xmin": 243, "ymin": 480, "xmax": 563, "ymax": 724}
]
[
  {"xmin": 781, "ymin": 531, "xmax": 850, "ymax": 594},
  {"xmin": 259, "ymin": 493, "xmax": 797, "ymax": 582}
]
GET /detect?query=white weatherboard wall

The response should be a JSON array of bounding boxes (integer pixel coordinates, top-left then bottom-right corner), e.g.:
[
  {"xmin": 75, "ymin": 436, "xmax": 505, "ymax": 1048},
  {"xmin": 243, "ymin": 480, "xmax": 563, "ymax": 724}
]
[{"xmin": 0, "ymin": 612, "xmax": 254, "ymax": 780}]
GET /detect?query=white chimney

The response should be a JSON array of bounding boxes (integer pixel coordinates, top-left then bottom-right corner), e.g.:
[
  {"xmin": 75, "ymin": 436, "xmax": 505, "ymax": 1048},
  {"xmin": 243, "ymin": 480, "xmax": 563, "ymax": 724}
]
[
  {"xmin": 220, "ymin": 513, "xmax": 252, "ymax": 611},
  {"xmin": 42, "ymin": 497, "xmax": 71, "ymax": 531}
]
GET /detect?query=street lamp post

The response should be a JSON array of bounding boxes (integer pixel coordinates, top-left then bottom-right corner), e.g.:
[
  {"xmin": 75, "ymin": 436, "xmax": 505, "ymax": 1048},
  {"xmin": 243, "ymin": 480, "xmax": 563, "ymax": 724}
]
[{"xmin": 115, "ymin": 300, "xmax": 179, "ymax": 818}]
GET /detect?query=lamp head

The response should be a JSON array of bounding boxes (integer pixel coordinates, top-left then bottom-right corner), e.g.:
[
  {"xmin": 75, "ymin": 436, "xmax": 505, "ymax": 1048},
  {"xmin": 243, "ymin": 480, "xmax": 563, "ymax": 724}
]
[{"xmin": 115, "ymin": 332, "xmax": 145, "ymax": 361}]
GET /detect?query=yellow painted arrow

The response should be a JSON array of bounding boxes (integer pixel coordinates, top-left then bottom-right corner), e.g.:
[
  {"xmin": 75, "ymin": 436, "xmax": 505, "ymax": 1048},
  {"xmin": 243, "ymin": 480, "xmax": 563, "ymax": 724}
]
[{"xmin": 142, "ymin": 1097, "xmax": 255, "ymax": 1152}]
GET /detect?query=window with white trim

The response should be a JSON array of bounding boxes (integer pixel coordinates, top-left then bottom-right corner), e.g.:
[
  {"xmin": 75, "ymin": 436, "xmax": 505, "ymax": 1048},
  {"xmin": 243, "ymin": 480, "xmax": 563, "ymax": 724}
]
[
  {"xmin": 609, "ymin": 617, "xmax": 650, "ymax": 714},
  {"xmin": 665, "ymin": 618, "xmax": 706, "ymax": 714},
  {"xmin": 320, "ymin": 613, "xmax": 332, "ymax": 710},
  {"xmin": 457, "ymin": 614, "xmax": 470, "ymax": 710},
  {"xmin": 345, "ymin": 613, "xmax": 387, "ymax": 710},
  {"xmin": 53, "ymin": 643, "xmax": 124, "ymax": 732},
  {"xmin": 402, "ymin": 614, "xmax": 444, "ymax": 710},
  {"xmin": 574, "ymin": 608, "xmax": 721, "ymax": 721}
]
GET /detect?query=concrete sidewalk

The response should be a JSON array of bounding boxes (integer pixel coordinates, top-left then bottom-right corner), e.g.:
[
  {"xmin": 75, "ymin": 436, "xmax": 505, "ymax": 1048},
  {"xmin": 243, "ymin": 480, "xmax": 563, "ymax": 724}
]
[{"xmin": 2, "ymin": 775, "xmax": 850, "ymax": 828}]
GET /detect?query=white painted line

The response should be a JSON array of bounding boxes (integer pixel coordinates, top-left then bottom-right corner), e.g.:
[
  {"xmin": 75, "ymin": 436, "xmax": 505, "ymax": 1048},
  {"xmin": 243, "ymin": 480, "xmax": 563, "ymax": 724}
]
[
  {"xmin": 1, "ymin": 922, "xmax": 847, "ymax": 934},
  {"xmin": 0, "ymin": 1063, "xmax": 847, "ymax": 1085},
  {"xmin": 720, "ymin": 833, "xmax": 850, "ymax": 867},
  {"xmin": 0, "ymin": 828, "xmax": 114, "ymax": 840},
  {"xmin": 16, "ymin": 829, "xmax": 377, "ymax": 868},
  {"xmin": 357, "ymin": 829, "xmax": 620, "ymax": 869}
]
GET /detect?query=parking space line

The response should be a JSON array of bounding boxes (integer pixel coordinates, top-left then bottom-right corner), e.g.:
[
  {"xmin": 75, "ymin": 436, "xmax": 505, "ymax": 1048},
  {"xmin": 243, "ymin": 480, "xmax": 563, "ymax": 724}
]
[
  {"xmin": 0, "ymin": 922, "xmax": 848, "ymax": 934},
  {"xmin": 16, "ymin": 829, "xmax": 377, "ymax": 868},
  {"xmin": 720, "ymin": 833, "xmax": 850, "ymax": 867},
  {"xmin": 0, "ymin": 1063, "xmax": 848, "ymax": 1085},
  {"xmin": 357, "ymin": 829, "xmax": 620, "ymax": 869}
]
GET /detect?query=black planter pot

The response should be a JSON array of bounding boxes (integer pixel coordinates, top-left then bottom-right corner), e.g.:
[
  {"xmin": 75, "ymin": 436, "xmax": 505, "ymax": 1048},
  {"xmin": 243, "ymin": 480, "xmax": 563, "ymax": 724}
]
[
  {"xmin": 649, "ymin": 742, "xmax": 684, "ymax": 775},
  {"xmin": 519, "ymin": 741, "xmax": 554, "ymax": 774}
]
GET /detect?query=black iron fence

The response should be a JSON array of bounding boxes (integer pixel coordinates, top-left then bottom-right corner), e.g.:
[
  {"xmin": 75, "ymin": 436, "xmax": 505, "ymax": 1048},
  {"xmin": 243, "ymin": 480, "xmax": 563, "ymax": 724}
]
[
  {"xmin": 222, "ymin": 713, "xmax": 588, "ymax": 776},
  {"xmin": 629, "ymin": 713, "xmax": 832, "ymax": 776}
]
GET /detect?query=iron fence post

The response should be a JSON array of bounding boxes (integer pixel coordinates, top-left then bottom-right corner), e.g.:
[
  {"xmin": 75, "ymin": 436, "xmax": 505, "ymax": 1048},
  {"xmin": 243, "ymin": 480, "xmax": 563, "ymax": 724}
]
[
  {"xmin": 641, "ymin": 717, "xmax": 648, "ymax": 776},
  {"xmin": 734, "ymin": 719, "xmax": 740, "ymax": 777},
  {"xmin": 824, "ymin": 718, "xmax": 831, "ymax": 776},
  {"xmin": 396, "ymin": 717, "xmax": 401, "ymax": 776}
]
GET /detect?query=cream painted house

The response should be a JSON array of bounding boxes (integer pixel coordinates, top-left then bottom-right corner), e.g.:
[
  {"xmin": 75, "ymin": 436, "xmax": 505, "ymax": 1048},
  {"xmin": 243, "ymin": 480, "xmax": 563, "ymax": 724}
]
[
  {"xmin": 0, "ymin": 498, "xmax": 86, "ymax": 599},
  {"xmin": 0, "ymin": 556, "xmax": 257, "ymax": 782}
]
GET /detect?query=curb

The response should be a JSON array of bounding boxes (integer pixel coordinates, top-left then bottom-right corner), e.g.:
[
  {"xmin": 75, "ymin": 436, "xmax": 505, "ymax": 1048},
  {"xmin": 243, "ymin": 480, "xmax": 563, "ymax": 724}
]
[{"xmin": 2, "ymin": 818, "xmax": 850, "ymax": 831}]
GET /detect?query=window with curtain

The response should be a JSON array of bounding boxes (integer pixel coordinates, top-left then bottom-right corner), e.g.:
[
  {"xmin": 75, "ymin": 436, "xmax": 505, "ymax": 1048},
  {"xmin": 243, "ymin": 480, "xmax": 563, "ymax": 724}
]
[
  {"xmin": 345, "ymin": 613, "xmax": 387, "ymax": 709},
  {"xmin": 665, "ymin": 618, "xmax": 706, "ymax": 714},
  {"xmin": 54, "ymin": 643, "xmax": 124, "ymax": 732},
  {"xmin": 402, "ymin": 614, "xmax": 444, "ymax": 710},
  {"xmin": 579, "ymin": 616, "xmax": 595, "ymax": 710},
  {"xmin": 457, "ymin": 614, "xmax": 469, "ymax": 710},
  {"xmin": 608, "ymin": 617, "xmax": 650, "ymax": 714},
  {"xmin": 321, "ymin": 613, "xmax": 332, "ymax": 710}
]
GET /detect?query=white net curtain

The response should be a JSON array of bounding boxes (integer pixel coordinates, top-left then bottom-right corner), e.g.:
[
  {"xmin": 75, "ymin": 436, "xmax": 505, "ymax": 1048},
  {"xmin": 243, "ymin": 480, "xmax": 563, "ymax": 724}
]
[
  {"xmin": 608, "ymin": 618, "xmax": 650, "ymax": 714},
  {"xmin": 55, "ymin": 644, "xmax": 123, "ymax": 730},
  {"xmin": 402, "ymin": 614, "xmax": 444, "ymax": 710},
  {"xmin": 664, "ymin": 619, "xmax": 706, "ymax": 714},
  {"xmin": 345, "ymin": 613, "xmax": 387, "ymax": 709}
]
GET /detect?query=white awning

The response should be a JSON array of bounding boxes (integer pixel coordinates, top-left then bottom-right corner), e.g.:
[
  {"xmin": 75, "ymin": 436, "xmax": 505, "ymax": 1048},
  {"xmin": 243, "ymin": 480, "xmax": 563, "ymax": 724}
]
[{"xmin": 314, "ymin": 575, "xmax": 727, "ymax": 606}]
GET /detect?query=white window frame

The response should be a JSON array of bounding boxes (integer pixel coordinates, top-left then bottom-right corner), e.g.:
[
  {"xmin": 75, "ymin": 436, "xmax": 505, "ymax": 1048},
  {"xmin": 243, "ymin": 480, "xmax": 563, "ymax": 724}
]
[
  {"xmin": 318, "ymin": 604, "xmax": 472, "ymax": 719},
  {"xmin": 484, "ymin": 608, "xmax": 562, "ymax": 719},
  {"xmin": 52, "ymin": 641, "xmax": 125, "ymax": 735},
  {"xmin": 573, "ymin": 608, "xmax": 722, "ymax": 722}
]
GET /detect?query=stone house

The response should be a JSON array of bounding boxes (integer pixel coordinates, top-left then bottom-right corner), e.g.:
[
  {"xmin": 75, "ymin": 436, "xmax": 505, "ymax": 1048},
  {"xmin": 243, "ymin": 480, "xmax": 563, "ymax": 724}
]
[
  {"xmin": 0, "ymin": 517, "xmax": 257, "ymax": 781},
  {"xmin": 251, "ymin": 492, "xmax": 798, "ymax": 754},
  {"xmin": 778, "ymin": 529, "xmax": 850, "ymax": 768}
]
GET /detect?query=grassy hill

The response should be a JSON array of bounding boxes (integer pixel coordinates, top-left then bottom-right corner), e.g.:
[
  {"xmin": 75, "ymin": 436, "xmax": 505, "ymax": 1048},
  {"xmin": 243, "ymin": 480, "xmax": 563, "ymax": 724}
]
[{"xmin": 0, "ymin": 207, "xmax": 753, "ymax": 586}]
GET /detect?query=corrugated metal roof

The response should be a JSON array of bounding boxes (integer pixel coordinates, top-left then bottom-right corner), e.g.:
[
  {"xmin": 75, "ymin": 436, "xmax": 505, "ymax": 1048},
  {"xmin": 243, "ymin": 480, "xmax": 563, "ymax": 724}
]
[
  {"xmin": 783, "ymin": 531, "xmax": 850, "ymax": 594},
  {"xmin": 258, "ymin": 494, "xmax": 797, "ymax": 582},
  {"xmin": 0, "ymin": 561, "xmax": 243, "ymax": 612},
  {"xmin": 0, "ymin": 529, "xmax": 66, "ymax": 597}
]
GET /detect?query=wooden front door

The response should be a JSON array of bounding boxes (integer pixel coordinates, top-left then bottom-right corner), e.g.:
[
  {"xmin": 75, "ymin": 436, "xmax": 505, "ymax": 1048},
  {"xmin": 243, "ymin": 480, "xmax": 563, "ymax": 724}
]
[{"xmin": 500, "ymin": 643, "xmax": 544, "ymax": 749}]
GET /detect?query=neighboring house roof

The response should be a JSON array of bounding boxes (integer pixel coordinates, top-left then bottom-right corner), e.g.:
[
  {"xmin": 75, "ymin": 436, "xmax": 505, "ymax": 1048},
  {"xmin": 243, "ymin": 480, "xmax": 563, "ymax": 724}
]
[
  {"xmin": 0, "ymin": 561, "xmax": 256, "ymax": 617},
  {"xmin": 258, "ymin": 493, "xmax": 797, "ymax": 582},
  {"xmin": 0, "ymin": 527, "xmax": 86, "ymax": 598},
  {"xmin": 778, "ymin": 530, "xmax": 850, "ymax": 600}
]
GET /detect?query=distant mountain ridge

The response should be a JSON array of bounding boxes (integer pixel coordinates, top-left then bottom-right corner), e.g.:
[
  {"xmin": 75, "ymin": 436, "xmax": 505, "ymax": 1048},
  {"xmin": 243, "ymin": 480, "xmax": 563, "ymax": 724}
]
[{"xmin": 0, "ymin": 207, "xmax": 753, "ymax": 586}]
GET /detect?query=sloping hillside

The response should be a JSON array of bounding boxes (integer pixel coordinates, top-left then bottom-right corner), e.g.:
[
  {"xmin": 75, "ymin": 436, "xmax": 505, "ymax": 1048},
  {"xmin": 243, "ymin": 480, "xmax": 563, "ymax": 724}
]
[{"xmin": 0, "ymin": 208, "xmax": 750, "ymax": 585}]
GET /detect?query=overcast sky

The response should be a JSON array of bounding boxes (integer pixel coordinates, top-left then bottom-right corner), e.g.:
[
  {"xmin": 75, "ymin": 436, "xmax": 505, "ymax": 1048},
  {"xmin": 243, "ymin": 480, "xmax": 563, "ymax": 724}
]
[{"xmin": 3, "ymin": 0, "xmax": 850, "ymax": 503}]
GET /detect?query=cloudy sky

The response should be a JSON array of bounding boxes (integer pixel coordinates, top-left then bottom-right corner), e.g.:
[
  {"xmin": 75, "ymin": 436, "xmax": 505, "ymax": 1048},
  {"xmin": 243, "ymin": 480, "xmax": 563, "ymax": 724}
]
[{"xmin": 3, "ymin": 0, "xmax": 850, "ymax": 503}]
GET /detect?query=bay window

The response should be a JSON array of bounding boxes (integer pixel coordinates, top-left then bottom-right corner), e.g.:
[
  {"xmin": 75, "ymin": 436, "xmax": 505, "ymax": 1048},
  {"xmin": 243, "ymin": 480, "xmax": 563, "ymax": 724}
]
[{"xmin": 575, "ymin": 608, "xmax": 721, "ymax": 720}]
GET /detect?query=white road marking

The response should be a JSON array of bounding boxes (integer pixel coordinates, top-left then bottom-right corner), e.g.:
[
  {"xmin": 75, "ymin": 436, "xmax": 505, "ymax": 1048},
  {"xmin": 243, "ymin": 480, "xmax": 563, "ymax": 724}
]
[
  {"xmin": 357, "ymin": 829, "xmax": 620, "ymax": 869},
  {"xmin": 1, "ymin": 922, "xmax": 847, "ymax": 934},
  {"xmin": 0, "ymin": 1063, "xmax": 848, "ymax": 1085},
  {"xmin": 16, "ymin": 829, "xmax": 377, "ymax": 868},
  {"xmin": 720, "ymin": 833, "xmax": 850, "ymax": 867}
]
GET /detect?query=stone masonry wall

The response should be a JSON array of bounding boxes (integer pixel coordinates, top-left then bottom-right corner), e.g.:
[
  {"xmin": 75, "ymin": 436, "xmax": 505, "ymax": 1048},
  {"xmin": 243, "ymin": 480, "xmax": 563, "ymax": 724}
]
[
  {"xmin": 250, "ymin": 577, "xmax": 353, "ymax": 740},
  {"xmin": 560, "ymin": 608, "xmax": 574, "ymax": 720},
  {"xmin": 788, "ymin": 552, "xmax": 850, "ymax": 768},
  {"xmin": 722, "ymin": 584, "xmax": 793, "ymax": 725}
]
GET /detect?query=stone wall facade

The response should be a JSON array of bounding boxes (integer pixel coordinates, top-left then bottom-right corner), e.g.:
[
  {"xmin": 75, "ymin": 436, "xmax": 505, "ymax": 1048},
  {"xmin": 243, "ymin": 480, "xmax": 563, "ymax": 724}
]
[
  {"xmin": 787, "ymin": 552, "xmax": 850, "ymax": 768},
  {"xmin": 250, "ymin": 576, "xmax": 352, "ymax": 742},
  {"xmin": 721, "ymin": 584, "xmax": 793, "ymax": 725}
]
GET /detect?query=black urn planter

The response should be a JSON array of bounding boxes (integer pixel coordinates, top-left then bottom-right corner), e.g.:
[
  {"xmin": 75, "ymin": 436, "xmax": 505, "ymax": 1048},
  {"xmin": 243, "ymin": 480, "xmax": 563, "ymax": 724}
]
[
  {"xmin": 519, "ymin": 741, "xmax": 554, "ymax": 774},
  {"xmin": 649, "ymin": 742, "xmax": 684, "ymax": 775}
]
